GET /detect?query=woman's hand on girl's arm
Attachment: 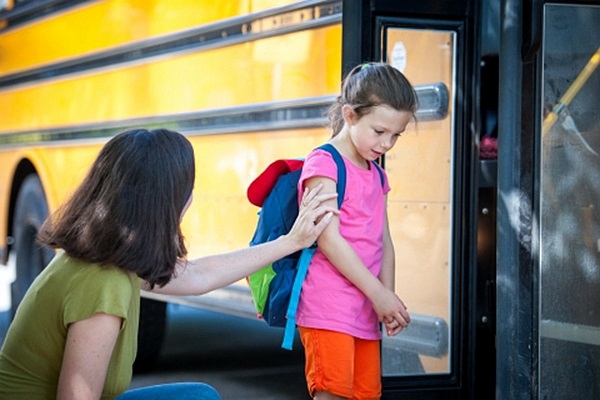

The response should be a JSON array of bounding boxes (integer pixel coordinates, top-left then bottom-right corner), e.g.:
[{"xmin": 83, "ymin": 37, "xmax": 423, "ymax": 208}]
[
  {"xmin": 148, "ymin": 184, "xmax": 338, "ymax": 296},
  {"xmin": 57, "ymin": 313, "xmax": 122, "ymax": 400},
  {"xmin": 287, "ymin": 183, "xmax": 338, "ymax": 249}
]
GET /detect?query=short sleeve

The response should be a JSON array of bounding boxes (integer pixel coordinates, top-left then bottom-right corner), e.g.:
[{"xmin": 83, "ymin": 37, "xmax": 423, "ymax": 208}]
[
  {"xmin": 298, "ymin": 149, "xmax": 339, "ymax": 196},
  {"xmin": 63, "ymin": 266, "xmax": 133, "ymax": 327}
]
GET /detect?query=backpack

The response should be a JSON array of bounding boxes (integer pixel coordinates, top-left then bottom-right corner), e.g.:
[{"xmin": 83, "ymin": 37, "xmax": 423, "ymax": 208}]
[{"xmin": 246, "ymin": 143, "xmax": 384, "ymax": 350}]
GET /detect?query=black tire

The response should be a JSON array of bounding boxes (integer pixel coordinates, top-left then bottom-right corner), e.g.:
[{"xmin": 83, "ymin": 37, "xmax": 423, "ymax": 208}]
[
  {"xmin": 133, "ymin": 298, "xmax": 167, "ymax": 374},
  {"xmin": 11, "ymin": 175, "xmax": 55, "ymax": 319}
]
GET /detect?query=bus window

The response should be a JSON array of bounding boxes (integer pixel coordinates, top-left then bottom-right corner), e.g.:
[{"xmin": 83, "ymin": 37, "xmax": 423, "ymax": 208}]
[
  {"xmin": 381, "ymin": 27, "xmax": 456, "ymax": 377},
  {"xmin": 540, "ymin": 4, "xmax": 600, "ymax": 399}
]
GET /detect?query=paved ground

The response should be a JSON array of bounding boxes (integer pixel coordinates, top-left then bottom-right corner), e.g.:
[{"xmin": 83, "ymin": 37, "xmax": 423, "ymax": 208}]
[{"xmin": 131, "ymin": 304, "xmax": 308, "ymax": 399}]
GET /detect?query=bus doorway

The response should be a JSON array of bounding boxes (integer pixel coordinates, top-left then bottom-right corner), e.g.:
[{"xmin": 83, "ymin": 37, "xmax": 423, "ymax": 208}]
[
  {"xmin": 342, "ymin": 0, "xmax": 486, "ymax": 398},
  {"xmin": 343, "ymin": 0, "xmax": 600, "ymax": 399}
]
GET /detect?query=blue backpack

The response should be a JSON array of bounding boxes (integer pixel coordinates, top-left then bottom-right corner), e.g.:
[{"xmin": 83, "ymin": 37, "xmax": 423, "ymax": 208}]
[{"xmin": 246, "ymin": 143, "xmax": 383, "ymax": 349}]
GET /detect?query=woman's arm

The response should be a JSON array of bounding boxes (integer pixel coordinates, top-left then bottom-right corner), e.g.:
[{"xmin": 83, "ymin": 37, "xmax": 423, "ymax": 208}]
[
  {"xmin": 305, "ymin": 176, "xmax": 410, "ymax": 332},
  {"xmin": 148, "ymin": 184, "xmax": 337, "ymax": 296},
  {"xmin": 57, "ymin": 313, "xmax": 122, "ymax": 400}
]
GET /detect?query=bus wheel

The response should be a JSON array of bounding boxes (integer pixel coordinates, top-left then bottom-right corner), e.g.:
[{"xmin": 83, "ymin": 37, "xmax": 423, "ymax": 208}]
[
  {"xmin": 11, "ymin": 175, "xmax": 55, "ymax": 318},
  {"xmin": 134, "ymin": 298, "xmax": 167, "ymax": 373}
]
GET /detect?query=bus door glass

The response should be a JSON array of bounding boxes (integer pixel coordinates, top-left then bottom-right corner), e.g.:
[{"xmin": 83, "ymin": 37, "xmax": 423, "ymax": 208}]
[
  {"xmin": 540, "ymin": 4, "xmax": 600, "ymax": 399},
  {"xmin": 380, "ymin": 27, "xmax": 456, "ymax": 378}
]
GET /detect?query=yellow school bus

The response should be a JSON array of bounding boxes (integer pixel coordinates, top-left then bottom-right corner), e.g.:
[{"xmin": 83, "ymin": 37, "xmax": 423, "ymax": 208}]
[
  {"xmin": 0, "ymin": 0, "xmax": 451, "ymax": 377},
  {"xmin": 6, "ymin": 0, "xmax": 597, "ymax": 398}
]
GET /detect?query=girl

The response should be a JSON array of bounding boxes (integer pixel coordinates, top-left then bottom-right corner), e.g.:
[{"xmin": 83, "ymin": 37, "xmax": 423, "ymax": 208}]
[
  {"xmin": 296, "ymin": 63, "xmax": 418, "ymax": 400},
  {"xmin": 0, "ymin": 128, "xmax": 337, "ymax": 400}
]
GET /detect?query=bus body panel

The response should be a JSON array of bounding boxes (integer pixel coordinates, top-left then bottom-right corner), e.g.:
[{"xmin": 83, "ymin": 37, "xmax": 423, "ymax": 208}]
[
  {"xmin": 0, "ymin": 0, "xmax": 489, "ymax": 395},
  {"xmin": 1, "ymin": 0, "xmax": 252, "ymax": 75},
  {"xmin": 0, "ymin": 26, "xmax": 342, "ymax": 132}
]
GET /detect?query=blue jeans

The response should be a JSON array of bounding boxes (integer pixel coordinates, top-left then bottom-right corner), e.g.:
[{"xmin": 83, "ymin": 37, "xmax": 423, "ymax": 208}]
[{"xmin": 116, "ymin": 382, "xmax": 221, "ymax": 400}]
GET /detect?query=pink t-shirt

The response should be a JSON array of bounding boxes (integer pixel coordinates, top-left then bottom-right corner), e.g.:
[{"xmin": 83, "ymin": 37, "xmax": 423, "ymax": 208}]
[{"xmin": 296, "ymin": 148, "xmax": 391, "ymax": 340}]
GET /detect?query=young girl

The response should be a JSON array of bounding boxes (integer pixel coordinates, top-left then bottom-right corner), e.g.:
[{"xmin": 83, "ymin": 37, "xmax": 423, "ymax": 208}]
[
  {"xmin": 0, "ymin": 128, "xmax": 337, "ymax": 400},
  {"xmin": 296, "ymin": 63, "xmax": 418, "ymax": 400}
]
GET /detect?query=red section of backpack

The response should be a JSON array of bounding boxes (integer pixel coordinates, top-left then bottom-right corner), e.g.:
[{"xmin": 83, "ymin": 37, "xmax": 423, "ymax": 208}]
[{"xmin": 247, "ymin": 159, "xmax": 304, "ymax": 207}]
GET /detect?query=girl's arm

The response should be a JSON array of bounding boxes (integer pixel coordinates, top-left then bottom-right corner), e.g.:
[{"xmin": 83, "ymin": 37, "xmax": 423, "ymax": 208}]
[
  {"xmin": 148, "ymin": 184, "xmax": 337, "ymax": 296},
  {"xmin": 305, "ymin": 176, "xmax": 410, "ymax": 332},
  {"xmin": 379, "ymin": 210, "xmax": 409, "ymax": 336},
  {"xmin": 379, "ymin": 209, "xmax": 395, "ymax": 291},
  {"xmin": 57, "ymin": 313, "xmax": 122, "ymax": 400}
]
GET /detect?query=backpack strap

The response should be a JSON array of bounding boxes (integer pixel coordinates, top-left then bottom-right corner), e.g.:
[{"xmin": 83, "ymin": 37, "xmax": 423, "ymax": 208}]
[
  {"xmin": 281, "ymin": 246, "xmax": 316, "ymax": 349},
  {"xmin": 281, "ymin": 143, "xmax": 347, "ymax": 350},
  {"xmin": 316, "ymin": 143, "xmax": 346, "ymax": 209},
  {"xmin": 371, "ymin": 160, "xmax": 385, "ymax": 188}
]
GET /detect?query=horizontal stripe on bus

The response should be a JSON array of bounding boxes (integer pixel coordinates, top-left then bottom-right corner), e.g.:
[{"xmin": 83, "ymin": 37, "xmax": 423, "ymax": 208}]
[
  {"xmin": 0, "ymin": 0, "xmax": 342, "ymax": 90},
  {"xmin": 0, "ymin": 0, "xmax": 92, "ymax": 30},
  {"xmin": 0, "ymin": 84, "xmax": 449, "ymax": 147},
  {"xmin": 0, "ymin": 96, "xmax": 334, "ymax": 147}
]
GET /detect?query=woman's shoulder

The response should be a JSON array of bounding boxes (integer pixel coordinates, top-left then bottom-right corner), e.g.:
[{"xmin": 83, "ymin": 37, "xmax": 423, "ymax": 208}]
[{"xmin": 47, "ymin": 251, "xmax": 137, "ymax": 290}]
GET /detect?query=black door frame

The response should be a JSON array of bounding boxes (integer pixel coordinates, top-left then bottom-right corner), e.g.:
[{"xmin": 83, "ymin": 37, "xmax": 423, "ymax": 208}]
[
  {"xmin": 495, "ymin": 0, "xmax": 539, "ymax": 397},
  {"xmin": 341, "ymin": 1, "xmax": 483, "ymax": 399}
]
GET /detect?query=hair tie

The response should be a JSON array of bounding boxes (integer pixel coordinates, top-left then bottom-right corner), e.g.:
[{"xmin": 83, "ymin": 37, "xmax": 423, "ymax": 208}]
[{"xmin": 360, "ymin": 63, "xmax": 372, "ymax": 71}]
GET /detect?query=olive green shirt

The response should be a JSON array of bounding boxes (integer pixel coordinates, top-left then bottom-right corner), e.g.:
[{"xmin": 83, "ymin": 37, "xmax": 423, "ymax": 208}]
[{"xmin": 0, "ymin": 251, "xmax": 141, "ymax": 399}]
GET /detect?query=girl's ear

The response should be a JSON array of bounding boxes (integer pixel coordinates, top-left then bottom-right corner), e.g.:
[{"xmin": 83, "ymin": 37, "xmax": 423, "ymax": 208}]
[{"xmin": 341, "ymin": 104, "xmax": 356, "ymax": 125}]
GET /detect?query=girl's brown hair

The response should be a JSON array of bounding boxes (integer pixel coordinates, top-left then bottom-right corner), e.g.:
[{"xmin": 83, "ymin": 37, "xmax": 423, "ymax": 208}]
[
  {"xmin": 38, "ymin": 128, "xmax": 195, "ymax": 288},
  {"xmin": 328, "ymin": 62, "xmax": 419, "ymax": 136}
]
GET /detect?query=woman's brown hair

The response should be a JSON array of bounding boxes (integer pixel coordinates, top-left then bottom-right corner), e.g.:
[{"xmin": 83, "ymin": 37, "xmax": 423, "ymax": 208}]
[{"xmin": 37, "ymin": 128, "xmax": 195, "ymax": 288}]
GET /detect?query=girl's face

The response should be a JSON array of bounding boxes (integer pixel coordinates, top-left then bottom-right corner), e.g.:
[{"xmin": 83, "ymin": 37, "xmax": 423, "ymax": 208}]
[{"xmin": 343, "ymin": 104, "xmax": 412, "ymax": 162}]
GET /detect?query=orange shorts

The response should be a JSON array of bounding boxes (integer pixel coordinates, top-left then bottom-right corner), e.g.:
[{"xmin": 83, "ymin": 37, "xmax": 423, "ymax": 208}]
[{"xmin": 299, "ymin": 327, "xmax": 381, "ymax": 400}]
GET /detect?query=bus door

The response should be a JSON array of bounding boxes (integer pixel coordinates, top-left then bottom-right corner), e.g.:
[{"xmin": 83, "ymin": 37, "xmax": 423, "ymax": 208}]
[
  {"xmin": 496, "ymin": 0, "xmax": 600, "ymax": 399},
  {"xmin": 537, "ymin": 3, "xmax": 600, "ymax": 399},
  {"xmin": 342, "ymin": 1, "xmax": 485, "ymax": 399}
]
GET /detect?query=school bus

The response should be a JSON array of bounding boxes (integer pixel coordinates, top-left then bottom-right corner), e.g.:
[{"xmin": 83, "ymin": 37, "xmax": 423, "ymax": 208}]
[{"xmin": 1, "ymin": 0, "xmax": 599, "ymax": 398}]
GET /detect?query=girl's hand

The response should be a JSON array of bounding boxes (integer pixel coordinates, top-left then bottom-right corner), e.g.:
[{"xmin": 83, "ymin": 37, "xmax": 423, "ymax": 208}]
[
  {"xmin": 373, "ymin": 289, "xmax": 410, "ymax": 336},
  {"xmin": 287, "ymin": 183, "xmax": 339, "ymax": 249}
]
